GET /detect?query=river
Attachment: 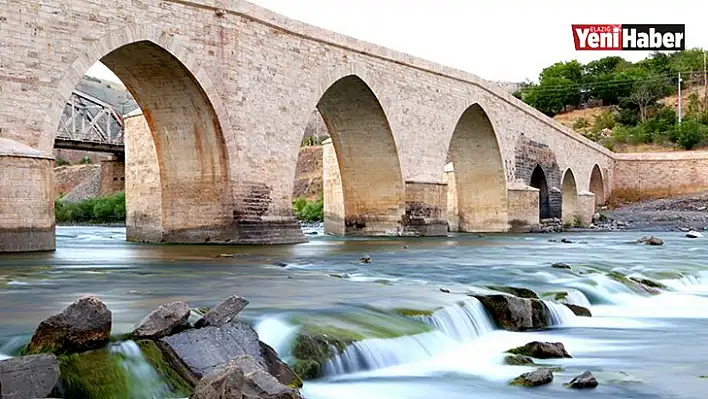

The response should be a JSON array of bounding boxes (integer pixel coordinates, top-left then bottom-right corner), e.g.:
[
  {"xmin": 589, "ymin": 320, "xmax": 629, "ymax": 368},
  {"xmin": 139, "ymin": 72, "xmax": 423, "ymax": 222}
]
[{"xmin": 1, "ymin": 226, "xmax": 708, "ymax": 398}]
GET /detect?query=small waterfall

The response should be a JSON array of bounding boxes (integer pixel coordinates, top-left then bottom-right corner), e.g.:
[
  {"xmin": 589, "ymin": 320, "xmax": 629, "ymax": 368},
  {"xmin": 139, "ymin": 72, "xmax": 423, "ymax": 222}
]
[
  {"xmin": 111, "ymin": 341, "xmax": 173, "ymax": 398},
  {"xmin": 565, "ymin": 290, "xmax": 592, "ymax": 308},
  {"xmin": 419, "ymin": 298, "xmax": 496, "ymax": 342},
  {"xmin": 544, "ymin": 301, "xmax": 577, "ymax": 327},
  {"xmin": 255, "ymin": 316, "xmax": 299, "ymax": 357},
  {"xmin": 323, "ymin": 331, "xmax": 453, "ymax": 376}
]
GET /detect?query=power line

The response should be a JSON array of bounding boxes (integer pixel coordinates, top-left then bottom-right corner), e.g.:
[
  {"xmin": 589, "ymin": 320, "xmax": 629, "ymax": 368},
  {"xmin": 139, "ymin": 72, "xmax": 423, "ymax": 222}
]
[{"xmin": 517, "ymin": 70, "xmax": 704, "ymax": 94}]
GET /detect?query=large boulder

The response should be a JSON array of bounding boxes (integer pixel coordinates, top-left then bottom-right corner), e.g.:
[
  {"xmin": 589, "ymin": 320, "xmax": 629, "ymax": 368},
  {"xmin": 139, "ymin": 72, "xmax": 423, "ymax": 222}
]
[
  {"xmin": 27, "ymin": 296, "xmax": 111, "ymax": 354},
  {"xmin": 507, "ymin": 341, "xmax": 572, "ymax": 359},
  {"xmin": 192, "ymin": 355, "xmax": 302, "ymax": 399},
  {"xmin": 133, "ymin": 301, "xmax": 191, "ymax": 339},
  {"xmin": 486, "ymin": 286, "xmax": 539, "ymax": 299},
  {"xmin": 510, "ymin": 368, "xmax": 554, "ymax": 387},
  {"xmin": 472, "ymin": 295, "xmax": 549, "ymax": 331},
  {"xmin": 563, "ymin": 304, "xmax": 592, "ymax": 317},
  {"xmin": 637, "ymin": 236, "xmax": 663, "ymax": 246},
  {"xmin": 608, "ymin": 272, "xmax": 661, "ymax": 295},
  {"xmin": 566, "ymin": 371, "xmax": 598, "ymax": 389},
  {"xmin": 504, "ymin": 355, "xmax": 536, "ymax": 366},
  {"xmin": 0, "ymin": 354, "xmax": 60, "ymax": 399},
  {"xmin": 158, "ymin": 321, "xmax": 298, "ymax": 388},
  {"xmin": 195, "ymin": 296, "xmax": 249, "ymax": 328}
]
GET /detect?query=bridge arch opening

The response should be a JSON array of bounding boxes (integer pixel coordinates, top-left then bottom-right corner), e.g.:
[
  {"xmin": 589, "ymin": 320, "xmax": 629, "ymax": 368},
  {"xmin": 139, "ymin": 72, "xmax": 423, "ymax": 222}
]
[
  {"xmin": 561, "ymin": 168, "xmax": 580, "ymax": 224},
  {"xmin": 315, "ymin": 75, "xmax": 405, "ymax": 235},
  {"xmin": 589, "ymin": 164, "xmax": 605, "ymax": 207},
  {"xmin": 530, "ymin": 165, "xmax": 551, "ymax": 220},
  {"xmin": 53, "ymin": 41, "xmax": 231, "ymax": 243},
  {"xmin": 446, "ymin": 104, "xmax": 507, "ymax": 232}
]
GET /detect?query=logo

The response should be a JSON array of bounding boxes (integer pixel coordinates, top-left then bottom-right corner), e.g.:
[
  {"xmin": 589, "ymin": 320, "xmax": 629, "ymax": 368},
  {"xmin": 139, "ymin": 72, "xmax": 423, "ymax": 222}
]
[{"xmin": 572, "ymin": 24, "xmax": 685, "ymax": 51}]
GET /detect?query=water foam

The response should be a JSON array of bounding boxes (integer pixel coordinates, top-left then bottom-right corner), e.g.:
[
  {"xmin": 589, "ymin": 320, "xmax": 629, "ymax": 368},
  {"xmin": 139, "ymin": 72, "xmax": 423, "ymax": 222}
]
[{"xmin": 419, "ymin": 297, "xmax": 495, "ymax": 342}]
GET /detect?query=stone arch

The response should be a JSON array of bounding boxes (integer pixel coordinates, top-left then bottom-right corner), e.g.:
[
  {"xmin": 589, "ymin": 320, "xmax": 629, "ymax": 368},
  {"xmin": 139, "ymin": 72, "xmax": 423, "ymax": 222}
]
[
  {"xmin": 314, "ymin": 75, "xmax": 405, "ymax": 235},
  {"xmin": 530, "ymin": 164, "xmax": 551, "ymax": 219},
  {"xmin": 561, "ymin": 168, "xmax": 580, "ymax": 223},
  {"xmin": 589, "ymin": 164, "xmax": 605, "ymax": 207},
  {"xmin": 446, "ymin": 103, "xmax": 508, "ymax": 232},
  {"xmin": 47, "ymin": 25, "xmax": 234, "ymax": 243}
]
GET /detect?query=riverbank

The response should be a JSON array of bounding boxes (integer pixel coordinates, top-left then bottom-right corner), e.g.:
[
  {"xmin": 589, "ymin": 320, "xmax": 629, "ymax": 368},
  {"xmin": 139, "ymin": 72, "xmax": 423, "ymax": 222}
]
[{"xmin": 602, "ymin": 190, "xmax": 708, "ymax": 232}]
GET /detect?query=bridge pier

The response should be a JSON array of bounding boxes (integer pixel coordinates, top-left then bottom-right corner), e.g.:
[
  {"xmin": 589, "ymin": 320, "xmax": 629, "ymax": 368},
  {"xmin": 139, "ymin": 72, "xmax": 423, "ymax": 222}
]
[
  {"xmin": 99, "ymin": 157, "xmax": 125, "ymax": 196},
  {"xmin": 402, "ymin": 182, "xmax": 448, "ymax": 236},
  {"xmin": 0, "ymin": 141, "xmax": 55, "ymax": 252}
]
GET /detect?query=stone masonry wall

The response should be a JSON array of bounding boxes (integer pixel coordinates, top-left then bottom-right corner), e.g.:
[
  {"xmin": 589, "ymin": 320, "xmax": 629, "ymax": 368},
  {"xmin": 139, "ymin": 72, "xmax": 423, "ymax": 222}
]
[{"xmin": 613, "ymin": 152, "xmax": 708, "ymax": 196}]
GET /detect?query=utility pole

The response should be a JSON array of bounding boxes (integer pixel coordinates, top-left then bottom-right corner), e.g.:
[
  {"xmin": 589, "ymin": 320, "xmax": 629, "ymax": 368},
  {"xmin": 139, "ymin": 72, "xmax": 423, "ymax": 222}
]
[
  {"xmin": 678, "ymin": 72, "xmax": 682, "ymax": 124},
  {"xmin": 703, "ymin": 50, "xmax": 707, "ymax": 112}
]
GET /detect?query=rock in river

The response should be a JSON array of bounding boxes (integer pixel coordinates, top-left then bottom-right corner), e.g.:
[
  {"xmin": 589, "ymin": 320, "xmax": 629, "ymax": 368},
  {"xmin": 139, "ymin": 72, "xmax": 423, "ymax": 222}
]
[
  {"xmin": 472, "ymin": 295, "xmax": 549, "ymax": 331},
  {"xmin": 133, "ymin": 301, "xmax": 191, "ymax": 339},
  {"xmin": 563, "ymin": 304, "xmax": 592, "ymax": 317},
  {"xmin": 193, "ymin": 355, "xmax": 302, "ymax": 399},
  {"xmin": 551, "ymin": 262, "xmax": 571, "ymax": 270},
  {"xmin": 504, "ymin": 355, "xmax": 536, "ymax": 366},
  {"xmin": 27, "ymin": 296, "xmax": 111, "ymax": 354},
  {"xmin": 510, "ymin": 368, "xmax": 554, "ymax": 387},
  {"xmin": 507, "ymin": 341, "xmax": 572, "ymax": 359},
  {"xmin": 637, "ymin": 236, "xmax": 663, "ymax": 246},
  {"xmin": 159, "ymin": 321, "xmax": 300, "ymax": 388},
  {"xmin": 566, "ymin": 371, "xmax": 599, "ymax": 389},
  {"xmin": 686, "ymin": 230, "xmax": 704, "ymax": 238},
  {"xmin": 486, "ymin": 286, "xmax": 539, "ymax": 299},
  {"xmin": 0, "ymin": 354, "xmax": 60, "ymax": 399},
  {"xmin": 195, "ymin": 295, "xmax": 249, "ymax": 328}
]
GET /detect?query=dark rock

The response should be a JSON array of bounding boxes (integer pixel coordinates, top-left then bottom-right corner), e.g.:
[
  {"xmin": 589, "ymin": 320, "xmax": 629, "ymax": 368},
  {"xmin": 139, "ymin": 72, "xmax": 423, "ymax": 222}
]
[
  {"xmin": 561, "ymin": 238, "xmax": 573, "ymax": 244},
  {"xmin": 629, "ymin": 277, "xmax": 666, "ymax": 289},
  {"xmin": 504, "ymin": 355, "xmax": 536, "ymax": 366},
  {"xmin": 551, "ymin": 262, "xmax": 571, "ymax": 270},
  {"xmin": 439, "ymin": 288, "xmax": 451, "ymax": 293},
  {"xmin": 563, "ymin": 304, "xmax": 592, "ymax": 317},
  {"xmin": 0, "ymin": 354, "xmax": 60, "ymax": 399},
  {"xmin": 686, "ymin": 230, "xmax": 704, "ymax": 238},
  {"xmin": 291, "ymin": 331, "xmax": 352, "ymax": 380},
  {"xmin": 507, "ymin": 341, "xmax": 572, "ymax": 359},
  {"xmin": 27, "ymin": 296, "xmax": 111, "ymax": 354},
  {"xmin": 192, "ymin": 355, "xmax": 302, "ymax": 399},
  {"xmin": 608, "ymin": 272, "xmax": 661, "ymax": 295},
  {"xmin": 472, "ymin": 295, "xmax": 549, "ymax": 331},
  {"xmin": 133, "ymin": 301, "xmax": 191, "ymax": 339},
  {"xmin": 637, "ymin": 236, "xmax": 663, "ymax": 246},
  {"xmin": 195, "ymin": 296, "xmax": 249, "ymax": 328},
  {"xmin": 260, "ymin": 342, "xmax": 302, "ymax": 389},
  {"xmin": 566, "ymin": 371, "xmax": 598, "ymax": 389},
  {"xmin": 360, "ymin": 255, "xmax": 372, "ymax": 263},
  {"xmin": 272, "ymin": 261, "xmax": 288, "ymax": 267},
  {"xmin": 159, "ymin": 321, "xmax": 297, "ymax": 388},
  {"xmin": 510, "ymin": 368, "xmax": 554, "ymax": 387},
  {"xmin": 486, "ymin": 286, "xmax": 539, "ymax": 299}
]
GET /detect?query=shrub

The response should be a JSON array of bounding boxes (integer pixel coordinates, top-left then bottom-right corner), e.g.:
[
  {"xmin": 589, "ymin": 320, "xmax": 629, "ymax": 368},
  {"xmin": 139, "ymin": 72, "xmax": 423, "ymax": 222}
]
[
  {"xmin": 292, "ymin": 196, "xmax": 323, "ymax": 223},
  {"xmin": 573, "ymin": 117, "xmax": 589, "ymax": 130},
  {"xmin": 674, "ymin": 119, "xmax": 708, "ymax": 150},
  {"xmin": 55, "ymin": 157, "xmax": 71, "ymax": 167},
  {"xmin": 79, "ymin": 156, "xmax": 92, "ymax": 165},
  {"xmin": 55, "ymin": 192, "xmax": 125, "ymax": 224},
  {"xmin": 591, "ymin": 110, "xmax": 616, "ymax": 133}
]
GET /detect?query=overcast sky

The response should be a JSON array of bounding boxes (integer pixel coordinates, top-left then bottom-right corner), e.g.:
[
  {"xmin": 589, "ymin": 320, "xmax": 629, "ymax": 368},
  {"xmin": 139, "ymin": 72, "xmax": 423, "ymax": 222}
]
[{"xmin": 88, "ymin": 0, "xmax": 708, "ymax": 83}]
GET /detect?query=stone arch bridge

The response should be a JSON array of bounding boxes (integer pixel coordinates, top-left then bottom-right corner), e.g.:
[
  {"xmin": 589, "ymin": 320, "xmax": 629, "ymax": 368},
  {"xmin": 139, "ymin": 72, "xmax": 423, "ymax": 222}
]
[{"xmin": 1, "ymin": 0, "xmax": 690, "ymax": 252}]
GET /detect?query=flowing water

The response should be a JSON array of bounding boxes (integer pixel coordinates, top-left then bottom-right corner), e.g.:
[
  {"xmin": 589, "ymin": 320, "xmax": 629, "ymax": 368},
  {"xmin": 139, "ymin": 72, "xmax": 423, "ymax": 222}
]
[{"xmin": 2, "ymin": 226, "xmax": 708, "ymax": 398}]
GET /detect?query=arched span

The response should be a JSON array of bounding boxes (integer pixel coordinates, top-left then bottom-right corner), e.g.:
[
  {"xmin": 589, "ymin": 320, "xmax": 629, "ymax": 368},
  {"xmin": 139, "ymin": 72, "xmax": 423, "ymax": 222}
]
[
  {"xmin": 561, "ymin": 168, "xmax": 580, "ymax": 224},
  {"xmin": 589, "ymin": 164, "xmax": 605, "ymax": 207},
  {"xmin": 316, "ymin": 75, "xmax": 405, "ymax": 235},
  {"xmin": 530, "ymin": 165, "xmax": 551, "ymax": 220},
  {"xmin": 447, "ymin": 104, "xmax": 508, "ymax": 232},
  {"xmin": 50, "ymin": 33, "xmax": 232, "ymax": 243}
]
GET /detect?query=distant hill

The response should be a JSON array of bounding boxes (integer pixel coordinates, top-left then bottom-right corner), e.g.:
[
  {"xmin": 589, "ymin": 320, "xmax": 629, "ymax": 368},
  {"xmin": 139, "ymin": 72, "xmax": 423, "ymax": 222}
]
[{"xmin": 77, "ymin": 75, "xmax": 139, "ymax": 116}]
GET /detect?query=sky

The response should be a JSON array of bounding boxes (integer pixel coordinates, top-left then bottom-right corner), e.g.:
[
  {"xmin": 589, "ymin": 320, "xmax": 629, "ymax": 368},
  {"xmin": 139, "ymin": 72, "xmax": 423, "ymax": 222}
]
[{"xmin": 87, "ymin": 0, "xmax": 708, "ymax": 84}]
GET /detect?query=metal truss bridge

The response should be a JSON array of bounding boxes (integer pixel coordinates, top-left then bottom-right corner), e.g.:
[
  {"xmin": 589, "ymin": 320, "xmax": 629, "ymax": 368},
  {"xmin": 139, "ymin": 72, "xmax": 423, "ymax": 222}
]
[{"xmin": 55, "ymin": 90, "xmax": 125, "ymax": 154}]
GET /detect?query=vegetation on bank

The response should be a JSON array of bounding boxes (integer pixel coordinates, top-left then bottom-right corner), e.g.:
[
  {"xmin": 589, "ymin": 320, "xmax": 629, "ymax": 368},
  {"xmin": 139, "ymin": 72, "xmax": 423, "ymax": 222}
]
[
  {"xmin": 292, "ymin": 196, "xmax": 323, "ymax": 223},
  {"xmin": 55, "ymin": 192, "xmax": 126, "ymax": 224},
  {"xmin": 515, "ymin": 49, "xmax": 708, "ymax": 150}
]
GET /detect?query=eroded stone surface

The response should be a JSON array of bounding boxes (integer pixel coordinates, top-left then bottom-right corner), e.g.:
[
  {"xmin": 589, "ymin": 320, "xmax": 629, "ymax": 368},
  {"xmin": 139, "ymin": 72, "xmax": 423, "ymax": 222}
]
[
  {"xmin": 195, "ymin": 296, "xmax": 249, "ymax": 329},
  {"xmin": 0, "ymin": 354, "xmax": 60, "ymax": 399},
  {"xmin": 133, "ymin": 301, "xmax": 191, "ymax": 339}
]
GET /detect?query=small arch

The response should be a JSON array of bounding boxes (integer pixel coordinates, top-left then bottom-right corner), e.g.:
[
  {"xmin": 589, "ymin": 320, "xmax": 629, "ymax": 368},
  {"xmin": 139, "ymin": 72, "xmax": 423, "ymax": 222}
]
[
  {"xmin": 589, "ymin": 164, "xmax": 605, "ymax": 207},
  {"xmin": 446, "ymin": 103, "xmax": 508, "ymax": 232},
  {"xmin": 530, "ymin": 165, "xmax": 551, "ymax": 219},
  {"xmin": 315, "ymin": 75, "xmax": 405, "ymax": 235},
  {"xmin": 561, "ymin": 168, "xmax": 580, "ymax": 224}
]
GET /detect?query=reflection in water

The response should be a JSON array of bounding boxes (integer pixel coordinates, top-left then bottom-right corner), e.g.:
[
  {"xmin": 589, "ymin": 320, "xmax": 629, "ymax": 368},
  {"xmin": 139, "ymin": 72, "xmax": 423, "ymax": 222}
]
[{"xmin": 2, "ymin": 227, "xmax": 708, "ymax": 398}]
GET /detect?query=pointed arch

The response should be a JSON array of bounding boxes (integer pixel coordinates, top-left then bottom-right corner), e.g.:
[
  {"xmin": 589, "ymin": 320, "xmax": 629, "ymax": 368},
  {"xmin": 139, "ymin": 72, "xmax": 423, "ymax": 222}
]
[
  {"xmin": 446, "ymin": 103, "xmax": 508, "ymax": 232},
  {"xmin": 561, "ymin": 168, "xmax": 580, "ymax": 223},
  {"xmin": 530, "ymin": 164, "xmax": 551, "ymax": 219},
  {"xmin": 316, "ymin": 75, "xmax": 405, "ymax": 235},
  {"xmin": 47, "ymin": 26, "xmax": 233, "ymax": 243},
  {"xmin": 589, "ymin": 164, "xmax": 605, "ymax": 207}
]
